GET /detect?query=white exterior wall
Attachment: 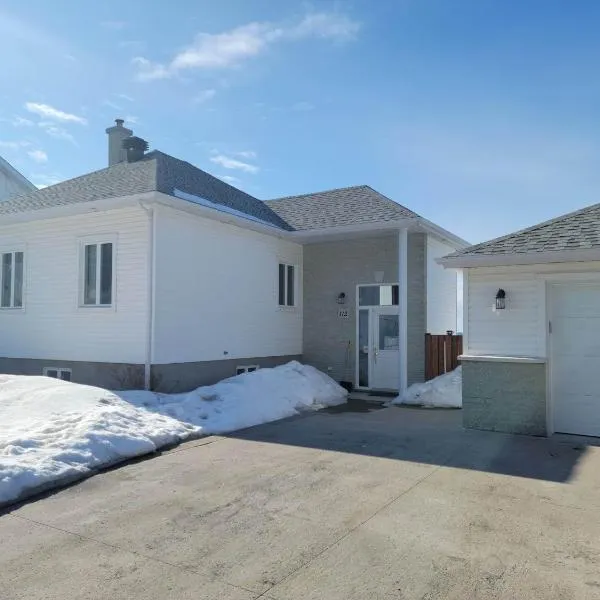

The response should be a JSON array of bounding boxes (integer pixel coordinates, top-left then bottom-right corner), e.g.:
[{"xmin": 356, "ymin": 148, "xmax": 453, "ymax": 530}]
[
  {"xmin": 152, "ymin": 206, "xmax": 303, "ymax": 364},
  {"xmin": 426, "ymin": 236, "xmax": 458, "ymax": 334},
  {"xmin": 465, "ymin": 261, "xmax": 600, "ymax": 358},
  {"xmin": 0, "ymin": 207, "xmax": 149, "ymax": 363}
]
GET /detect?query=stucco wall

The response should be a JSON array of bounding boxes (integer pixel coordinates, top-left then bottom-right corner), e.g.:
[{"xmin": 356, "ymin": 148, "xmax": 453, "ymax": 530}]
[{"xmin": 462, "ymin": 360, "xmax": 547, "ymax": 436}]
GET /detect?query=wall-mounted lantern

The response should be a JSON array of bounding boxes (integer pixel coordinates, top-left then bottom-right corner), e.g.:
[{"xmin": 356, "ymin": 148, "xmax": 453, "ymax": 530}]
[
  {"xmin": 495, "ymin": 289, "xmax": 506, "ymax": 310},
  {"xmin": 336, "ymin": 292, "xmax": 346, "ymax": 305}
]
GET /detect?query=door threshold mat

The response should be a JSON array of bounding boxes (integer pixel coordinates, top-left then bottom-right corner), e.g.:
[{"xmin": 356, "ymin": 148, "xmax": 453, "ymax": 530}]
[{"xmin": 369, "ymin": 391, "xmax": 397, "ymax": 398}]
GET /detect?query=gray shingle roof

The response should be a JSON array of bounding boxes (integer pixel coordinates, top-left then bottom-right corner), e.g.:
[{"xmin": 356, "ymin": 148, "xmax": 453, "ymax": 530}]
[
  {"xmin": 444, "ymin": 202, "xmax": 600, "ymax": 260},
  {"xmin": 265, "ymin": 185, "xmax": 418, "ymax": 230},
  {"xmin": 0, "ymin": 151, "xmax": 292, "ymax": 230}
]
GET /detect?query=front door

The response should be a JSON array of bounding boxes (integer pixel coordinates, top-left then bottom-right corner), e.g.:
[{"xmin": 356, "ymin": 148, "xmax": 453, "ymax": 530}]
[
  {"xmin": 371, "ymin": 307, "xmax": 400, "ymax": 390},
  {"xmin": 357, "ymin": 298, "xmax": 400, "ymax": 391}
]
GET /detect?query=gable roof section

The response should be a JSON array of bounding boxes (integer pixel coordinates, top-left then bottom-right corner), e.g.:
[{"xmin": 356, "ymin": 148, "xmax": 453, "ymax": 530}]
[
  {"xmin": 442, "ymin": 202, "xmax": 600, "ymax": 266},
  {"xmin": 0, "ymin": 151, "xmax": 292, "ymax": 230},
  {"xmin": 265, "ymin": 185, "xmax": 418, "ymax": 230},
  {"xmin": 0, "ymin": 155, "xmax": 36, "ymax": 200}
]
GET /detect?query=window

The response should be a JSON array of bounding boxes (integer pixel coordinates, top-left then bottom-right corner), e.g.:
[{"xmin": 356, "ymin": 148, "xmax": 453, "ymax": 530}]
[
  {"xmin": 43, "ymin": 367, "xmax": 72, "ymax": 381},
  {"xmin": 278, "ymin": 263, "xmax": 296, "ymax": 307},
  {"xmin": 0, "ymin": 251, "xmax": 24, "ymax": 308},
  {"xmin": 82, "ymin": 242, "xmax": 113, "ymax": 306},
  {"xmin": 358, "ymin": 284, "xmax": 399, "ymax": 307},
  {"xmin": 236, "ymin": 365, "xmax": 259, "ymax": 375}
]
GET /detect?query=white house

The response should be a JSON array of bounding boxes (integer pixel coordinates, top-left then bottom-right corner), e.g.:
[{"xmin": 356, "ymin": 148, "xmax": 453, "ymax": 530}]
[
  {"xmin": 441, "ymin": 203, "xmax": 600, "ymax": 438},
  {"xmin": 0, "ymin": 120, "xmax": 467, "ymax": 393},
  {"xmin": 0, "ymin": 155, "xmax": 36, "ymax": 201}
]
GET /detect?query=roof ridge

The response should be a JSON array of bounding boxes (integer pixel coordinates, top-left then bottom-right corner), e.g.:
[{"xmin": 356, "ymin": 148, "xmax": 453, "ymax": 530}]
[
  {"xmin": 267, "ymin": 184, "xmax": 369, "ymax": 202},
  {"xmin": 452, "ymin": 200, "xmax": 600, "ymax": 256}
]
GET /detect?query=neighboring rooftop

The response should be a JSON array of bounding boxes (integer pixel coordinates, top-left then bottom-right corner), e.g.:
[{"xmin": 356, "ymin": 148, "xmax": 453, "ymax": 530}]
[
  {"xmin": 0, "ymin": 151, "xmax": 292, "ymax": 230},
  {"xmin": 265, "ymin": 185, "xmax": 418, "ymax": 230},
  {"xmin": 0, "ymin": 155, "xmax": 36, "ymax": 202},
  {"xmin": 443, "ymin": 202, "xmax": 600, "ymax": 261}
]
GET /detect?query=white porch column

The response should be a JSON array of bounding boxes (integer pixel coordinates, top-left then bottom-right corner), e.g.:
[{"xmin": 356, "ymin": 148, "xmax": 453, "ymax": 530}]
[{"xmin": 398, "ymin": 228, "xmax": 408, "ymax": 393}]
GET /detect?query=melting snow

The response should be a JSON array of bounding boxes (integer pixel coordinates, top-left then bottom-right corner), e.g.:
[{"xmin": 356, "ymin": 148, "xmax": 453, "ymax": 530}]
[{"xmin": 390, "ymin": 366, "xmax": 462, "ymax": 408}]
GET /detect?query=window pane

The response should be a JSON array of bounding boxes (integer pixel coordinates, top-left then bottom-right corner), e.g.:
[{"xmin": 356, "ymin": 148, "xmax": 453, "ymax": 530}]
[
  {"xmin": 1, "ymin": 253, "xmax": 12, "ymax": 308},
  {"xmin": 380, "ymin": 285, "xmax": 393, "ymax": 306},
  {"xmin": 100, "ymin": 243, "xmax": 113, "ymax": 305},
  {"xmin": 286, "ymin": 265, "xmax": 294, "ymax": 306},
  {"xmin": 46, "ymin": 369, "xmax": 58, "ymax": 378},
  {"xmin": 359, "ymin": 286, "xmax": 380, "ymax": 306},
  {"xmin": 13, "ymin": 252, "xmax": 23, "ymax": 308},
  {"xmin": 278, "ymin": 263, "xmax": 286, "ymax": 306},
  {"xmin": 61, "ymin": 370, "xmax": 71, "ymax": 382},
  {"xmin": 84, "ymin": 244, "xmax": 97, "ymax": 305},
  {"xmin": 379, "ymin": 314, "xmax": 399, "ymax": 350},
  {"xmin": 392, "ymin": 285, "xmax": 399, "ymax": 306},
  {"xmin": 358, "ymin": 309, "xmax": 369, "ymax": 387}
]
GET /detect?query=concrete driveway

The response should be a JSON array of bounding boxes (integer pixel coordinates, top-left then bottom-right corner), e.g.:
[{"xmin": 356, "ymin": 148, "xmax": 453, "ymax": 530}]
[{"xmin": 3, "ymin": 404, "xmax": 600, "ymax": 599}]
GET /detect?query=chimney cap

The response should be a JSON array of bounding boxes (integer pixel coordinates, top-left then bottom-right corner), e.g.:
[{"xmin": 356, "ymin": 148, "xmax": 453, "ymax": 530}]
[{"xmin": 115, "ymin": 118, "xmax": 125, "ymax": 127}]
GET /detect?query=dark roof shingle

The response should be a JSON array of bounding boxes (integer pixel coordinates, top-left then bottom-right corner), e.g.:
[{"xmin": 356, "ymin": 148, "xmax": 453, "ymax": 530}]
[
  {"xmin": 265, "ymin": 185, "xmax": 418, "ymax": 230},
  {"xmin": 0, "ymin": 151, "xmax": 292, "ymax": 230},
  {"xmin": 445, "ymin": 202, "xmax": 600, "ymax": 260}
]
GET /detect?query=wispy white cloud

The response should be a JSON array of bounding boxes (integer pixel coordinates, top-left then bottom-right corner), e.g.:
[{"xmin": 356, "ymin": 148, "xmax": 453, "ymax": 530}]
[
  {"xmin": 219, "ymin": 174, "xmax": 241, "ymax": 185},
  {"xmin": 25, "ymin": 102, "xmax": 87, "ymax": 125},
  {"xmin": 38, "ymin": 122, "xmax": 76, "ymax": 144},
  {"xmin": 125, "ymin": 115, "xmax": 139, "ymax": 124},
  {"xmin": 193, "ymin": 89, "xmax": 217, "ymax": 104},
  {"xmin": 0, "ymin": 140, "xmax": 30, "ymax": 150},
  {"xmin": 236, "ymin": 150, "xmax": 257, "ymax": 159},
  {"xmin": 12, "ymin": 116, "xmax": 35, "ymax": 127},
  {"xmin": 134, "ymin": 11, "xmax": 360, "ymax": 81},
  {"xmin": 291, "ymin": 101, "xmax": 315, "ymax": 111},
  {"xmin": 27, "ymin": 149, "xmax": 47, "ymax": 163},
  {"xmin": 31, "ymin": 173, "xmax": 62, "ymax": 189},
  {"xmin": 117, "ymin": 93, "xmax": 134, "ymax": 102},
  {"xmin": 210, "ymin": 153, "xmax": 259, "ymax": 174},
  {"xmin": 103, "ymin": 99, "xmax": 123, "ymax": 111}
]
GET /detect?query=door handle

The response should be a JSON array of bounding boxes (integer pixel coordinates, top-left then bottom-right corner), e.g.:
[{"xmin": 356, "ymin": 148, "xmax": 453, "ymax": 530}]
[{"xmin": 373, "ymin": 346, "xmax": 378, "ymax": 362}]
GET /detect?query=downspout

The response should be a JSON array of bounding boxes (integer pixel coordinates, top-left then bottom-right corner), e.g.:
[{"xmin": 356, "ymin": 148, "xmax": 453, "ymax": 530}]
[
  {"xmin": 139, "ymin": 202, "xmax": 155, "ymax": 390},
  {"xmin": 398, "ymin": 227, "xmax": 408, "ymax": 394}
]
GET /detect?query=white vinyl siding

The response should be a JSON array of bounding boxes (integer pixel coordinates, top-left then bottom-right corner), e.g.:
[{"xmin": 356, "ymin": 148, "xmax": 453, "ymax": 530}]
[
  {"xmin": 153, "ymin": 206, "xmax": 303, "ymax": 364},
  {"xmin": 0, "ymin": 207, "xmax": 149, "ymax": 363},
  {"xmin": 426, "ymin": 236, "xmax": 458, "ymax": 334}
]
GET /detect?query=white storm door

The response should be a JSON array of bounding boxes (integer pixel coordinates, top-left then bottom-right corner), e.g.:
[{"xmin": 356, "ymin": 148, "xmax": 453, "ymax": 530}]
[{"xmin": 371, "ymin": 306, "xmax": 400, "ymax": 390}]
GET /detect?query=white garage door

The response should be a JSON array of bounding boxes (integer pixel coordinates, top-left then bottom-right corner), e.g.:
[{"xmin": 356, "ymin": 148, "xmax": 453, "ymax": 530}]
[{"xmin": 550, "ymin": 283, "xmax": 600, "ymax": 437}]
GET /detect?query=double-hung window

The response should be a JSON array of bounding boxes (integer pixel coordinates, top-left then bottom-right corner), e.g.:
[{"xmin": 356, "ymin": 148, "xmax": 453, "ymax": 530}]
[
  {"xmin": 81, "ymin": 241, "xmax": 114, "ymax": 306},
  {"xmin": 278, "ymin": 263, "xmax": 296, "ymax": 307},
  {"xmin": 0, "ymin": 250, "xmax": 24, "ymax": 309}
]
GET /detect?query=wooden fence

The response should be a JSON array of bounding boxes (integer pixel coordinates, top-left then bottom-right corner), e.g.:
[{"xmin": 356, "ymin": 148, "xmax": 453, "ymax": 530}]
[{"xmin": 425, "ymin": 333, "xmax": 463, "ymax": 381}]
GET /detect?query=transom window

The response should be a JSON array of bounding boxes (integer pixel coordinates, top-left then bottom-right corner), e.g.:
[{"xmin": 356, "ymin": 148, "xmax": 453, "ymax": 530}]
[
  {"xmin": 82, "ymin": 242, "xmax": 113, "ymax": 306},
  {"xmin": 278, "ymin": 263, "xmax": 296, "ymax": 307},
  {"xmin": 43, "ymin": 367, "xmax": 72, "ymax": 381},
  {"xmin": 358, "ymin": 284, "xmax": 399, "ymax": 307},
  {"xmin": 0, "ymin": 251, "xmax": 24, "ymax": 309}
]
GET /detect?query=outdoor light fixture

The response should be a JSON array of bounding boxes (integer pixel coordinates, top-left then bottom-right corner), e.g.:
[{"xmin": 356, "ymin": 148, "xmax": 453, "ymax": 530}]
[
  {"xmin": 495, "ymin": 289, "xmax": 506, "ymax": 310},
  {"xmin": 336, "ymin": 292, "xmax": 346, "ymax": 305}
]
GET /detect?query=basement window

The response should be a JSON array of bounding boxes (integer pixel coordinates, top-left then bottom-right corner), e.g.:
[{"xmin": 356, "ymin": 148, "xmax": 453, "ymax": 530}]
[
  {"xmin": 43, "ymin": 367, "xmax": 72, "ymax": 382},
  {"xmin": 236, "ymin": 365, "xmax": 259, "ymax": 375}
]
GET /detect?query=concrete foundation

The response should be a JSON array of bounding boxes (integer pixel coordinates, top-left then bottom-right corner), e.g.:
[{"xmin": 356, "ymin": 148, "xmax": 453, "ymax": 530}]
[{"xmin": 462, "ymin": 359, "xmax": 547, "ymax": 436}]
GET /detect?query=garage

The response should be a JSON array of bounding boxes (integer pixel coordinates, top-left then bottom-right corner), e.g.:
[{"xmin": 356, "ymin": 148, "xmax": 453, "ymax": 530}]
[{"xmin": 549, "ymin": 283, "xmax": 600, "ymax": 437}]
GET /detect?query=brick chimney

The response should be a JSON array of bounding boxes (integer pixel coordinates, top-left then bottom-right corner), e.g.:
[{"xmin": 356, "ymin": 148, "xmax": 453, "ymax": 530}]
[{"xmin": 105, "ymin": 118, "xmax": 133, "ymax": 166}]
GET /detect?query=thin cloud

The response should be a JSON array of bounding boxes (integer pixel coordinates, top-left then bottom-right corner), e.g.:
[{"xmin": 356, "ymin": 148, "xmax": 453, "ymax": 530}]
[
  {"xmin": 125, "ymin": 115, "xmax": 139, "ymax": 124},
  {"xmin": 219, "ymin": 174, "xmax": 241, "ymax": 185},
  {"xmin": 25, "ymin": 102, "xmax": 87, "ymax": 125},
  {"xmin": 236, "ymin": 150, "xmax": 257, "ymax": 159},
  {"xmin": 210, "ymin": 154, "xmax": 258, "ymax": 174},
  {"xmin": 134, "ymin": 11, "xmax": 360, "ymax": 81},
  {"xmin": 28, "ymin": 149, "xmax": 48, "ymax": 163},
  {"xmin": 0, "ymin": 140, "xmax": 30, "ymax": 150},
  {"xmin": 291, "ymin": 101, "xmax": 315, "ymax": 111},
  {"xmin": 38, "ymin": 123, "xmax": 76, "ymax": 144},
  {"xmin": 193, "ymin": 89, "xmax": 217, "ymax": 104},
  {"xmin": 32, "ymin": 173, "xmax": 62, "ymax": 189},
  {"xmin": 117, "ymin": 93, "xmax": 134, "ymax": 102},
  {"xmin": 12, "ymin": 116, "xmax": 35, "ymax": 127}
]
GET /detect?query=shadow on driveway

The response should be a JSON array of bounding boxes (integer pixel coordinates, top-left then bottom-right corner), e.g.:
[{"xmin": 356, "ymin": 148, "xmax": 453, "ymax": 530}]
[{"xmin": 225, "ymin": 404, "xmax": 590, "ymax": 483}]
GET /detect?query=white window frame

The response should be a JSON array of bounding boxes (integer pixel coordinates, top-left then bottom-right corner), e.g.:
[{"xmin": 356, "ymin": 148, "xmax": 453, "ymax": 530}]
[
  {"xmin": 0, "ymin": 248, "xmax": 25, "ymax": 310},
  {"xmin": 43, "ymin": 367, "xmax": 72, "ymax": 381},
  {"xmin": 236, "ymin": 365, "xmax": 260, "ymax": 375},
  {"xmin": 277, "ymin": 262, "xmax": 297, "ymax": 308},
  {"xmin": 78, "ymin": 235, "xmax": 117, "ymax": 308}
]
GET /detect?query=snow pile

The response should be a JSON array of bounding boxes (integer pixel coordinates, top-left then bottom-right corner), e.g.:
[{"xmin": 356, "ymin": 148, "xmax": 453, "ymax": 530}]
[
  {"xmin": 391, "ymin": 366, "xmax": 462, "ymax": 408},
  {"xmin": 0, "ymin": 362, "xmax": 346, "ymax": 506}
]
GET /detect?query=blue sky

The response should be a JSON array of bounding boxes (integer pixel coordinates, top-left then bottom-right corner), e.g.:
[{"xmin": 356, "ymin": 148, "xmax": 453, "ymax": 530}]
[{"xmin": 1, "ymin": 1, "xmax": 600, "ymax": 243}]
